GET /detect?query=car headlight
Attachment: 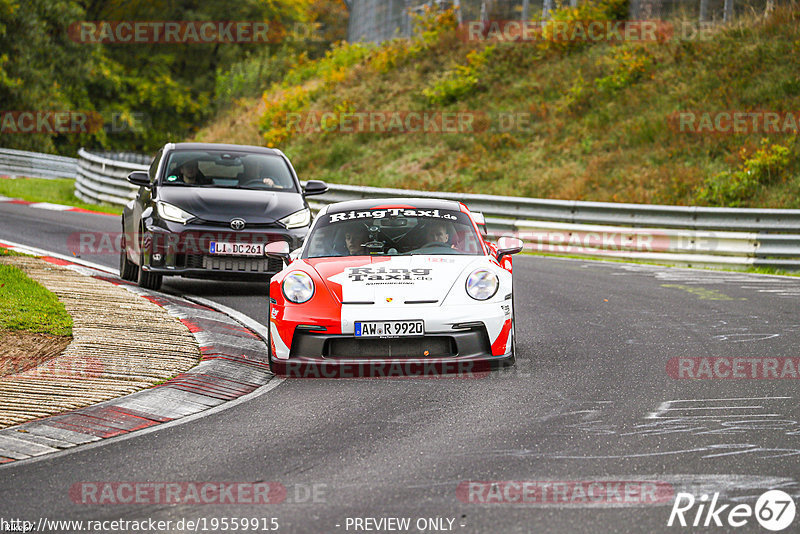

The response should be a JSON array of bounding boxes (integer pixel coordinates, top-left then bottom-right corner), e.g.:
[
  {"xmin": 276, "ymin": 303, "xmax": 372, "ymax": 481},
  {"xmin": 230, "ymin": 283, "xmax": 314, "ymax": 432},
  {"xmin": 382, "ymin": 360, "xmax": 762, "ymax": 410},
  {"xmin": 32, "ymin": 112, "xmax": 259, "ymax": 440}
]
[
  {"xmin": 156, "ymin": 201, "xmax": 195, "ymax": 224},
  {"xmin": 465, "ymin": 269, "xmax": 499, "ymax": 300},
  {"xmin": 279, "ymin": 208, "xmax": 311, "ymax": 229},
  {"xmin": 282, "ymin": 271, "xmax": 314, "ymax": 303}
]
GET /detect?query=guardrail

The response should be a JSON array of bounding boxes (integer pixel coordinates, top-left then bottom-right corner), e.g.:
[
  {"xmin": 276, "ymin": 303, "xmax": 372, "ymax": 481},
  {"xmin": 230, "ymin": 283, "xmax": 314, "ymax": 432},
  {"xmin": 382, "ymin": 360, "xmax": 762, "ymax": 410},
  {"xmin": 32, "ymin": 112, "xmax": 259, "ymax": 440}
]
[
  {"xmin": 34, "ymin": 148, "xmax": 800, "ymax": 271},
  {"xmin": 0, "ymin": 148, "xmax": 78, "ymax": 179},
  {"xmin": 75, "ymin": 148, "xmax": 147, "ymax": 206}
]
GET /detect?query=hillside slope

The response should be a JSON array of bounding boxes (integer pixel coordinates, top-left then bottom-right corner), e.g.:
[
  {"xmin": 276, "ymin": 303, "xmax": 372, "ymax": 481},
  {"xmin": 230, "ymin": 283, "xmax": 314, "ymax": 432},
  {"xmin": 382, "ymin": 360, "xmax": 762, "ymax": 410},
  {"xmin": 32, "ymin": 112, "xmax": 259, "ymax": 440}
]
[{"xmin": 196, "ymin": 3, "xmax": 800, "ymax": 208}]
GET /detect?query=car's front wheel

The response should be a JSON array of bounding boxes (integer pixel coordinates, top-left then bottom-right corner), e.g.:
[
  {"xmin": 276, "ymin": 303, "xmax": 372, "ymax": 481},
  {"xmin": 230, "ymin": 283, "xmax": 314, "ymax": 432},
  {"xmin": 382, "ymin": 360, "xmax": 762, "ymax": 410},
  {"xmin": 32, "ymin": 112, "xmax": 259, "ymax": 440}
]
[
  {"xmin": 119, "ymin": 231, "xmax": 138, "ymax": 281},
  {"xmin": 137, "ymin": 266, "xmax": 163, "ymax": 291},
  {"xmin": 136, "ymin": 231, "xmax": 163, "ymax": 291}
]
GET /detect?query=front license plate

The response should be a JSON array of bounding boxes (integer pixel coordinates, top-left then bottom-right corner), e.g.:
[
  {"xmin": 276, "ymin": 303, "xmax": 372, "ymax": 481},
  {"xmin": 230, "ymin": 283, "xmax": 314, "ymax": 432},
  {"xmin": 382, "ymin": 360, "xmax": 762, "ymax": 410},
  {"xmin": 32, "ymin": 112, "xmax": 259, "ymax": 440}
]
[
  {"xmin": 209, "ymin": 242, "xmax": 263, "ymax": 256},
  {"xmin": 355, "ymin": 320, "xmax": 424, "ymax": 338}
]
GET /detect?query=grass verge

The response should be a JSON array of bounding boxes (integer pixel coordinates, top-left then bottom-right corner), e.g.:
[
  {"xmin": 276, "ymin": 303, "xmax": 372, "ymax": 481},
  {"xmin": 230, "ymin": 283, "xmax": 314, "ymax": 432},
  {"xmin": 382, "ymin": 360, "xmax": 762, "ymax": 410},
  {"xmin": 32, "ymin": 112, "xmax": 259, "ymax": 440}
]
[
  {"xmin": 0, "ymin": 177, "xmax": 123, "ymax": 215},
  {"xmin": 0, "ymin": 263, "xmax": 73, "ymax": 336}
]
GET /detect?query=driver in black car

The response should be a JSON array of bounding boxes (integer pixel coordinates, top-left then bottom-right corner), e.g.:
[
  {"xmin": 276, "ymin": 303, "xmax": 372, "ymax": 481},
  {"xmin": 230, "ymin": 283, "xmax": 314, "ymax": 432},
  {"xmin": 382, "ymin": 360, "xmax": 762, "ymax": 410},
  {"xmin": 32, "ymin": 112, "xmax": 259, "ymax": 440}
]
[{"xmin": 175, "ymin": 159, "xmax": 212, "ymax": 185}]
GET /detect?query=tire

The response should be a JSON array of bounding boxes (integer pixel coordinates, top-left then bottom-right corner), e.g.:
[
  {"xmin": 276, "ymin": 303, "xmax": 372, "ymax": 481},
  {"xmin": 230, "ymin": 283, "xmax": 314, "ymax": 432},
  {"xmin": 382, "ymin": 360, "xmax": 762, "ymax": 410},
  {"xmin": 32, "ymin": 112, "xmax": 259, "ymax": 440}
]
[
  {"xmin": 505, "ymin": 291, "xmax": 517, "ymax": 367},
  {"xmin": 136, "ymin": 231, "xmax": 162, "ymax": 290},
  {"xmin": 137, "ymin": 266, "xmax": 163, "ymax": 291},
  {"xmin": 510, "ymin": 292, "xmax": 517, "ymax": 361},
  {"xmin": 267, "ymin": 301, "xmax": 274, "ymax": 365},
  {"xmin": 119, "ymin": 232, "xmax": 138, "ymax": 281}
]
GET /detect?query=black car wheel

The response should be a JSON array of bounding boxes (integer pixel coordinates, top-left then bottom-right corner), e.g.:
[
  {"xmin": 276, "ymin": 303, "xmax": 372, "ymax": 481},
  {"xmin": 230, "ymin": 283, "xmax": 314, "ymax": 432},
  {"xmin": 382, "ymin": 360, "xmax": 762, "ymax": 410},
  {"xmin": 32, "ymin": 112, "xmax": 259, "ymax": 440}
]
[
  {"xmin": 119, "ymin": 230, "xmax": 139, "ymax": 281},
  {"xmin": 136, "ymin": 231, "xmax": 163, "ymax": 291},
  {"xmin": 137, "ymin": 265, "xmax": 163, "ymax": 291}
]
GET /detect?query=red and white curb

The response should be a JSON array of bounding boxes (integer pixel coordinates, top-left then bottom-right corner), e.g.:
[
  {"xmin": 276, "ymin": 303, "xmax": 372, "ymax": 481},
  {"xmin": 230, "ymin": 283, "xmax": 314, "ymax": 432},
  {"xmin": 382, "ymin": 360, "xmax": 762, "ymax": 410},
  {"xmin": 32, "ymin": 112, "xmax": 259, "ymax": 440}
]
[
  {"xmin": 0, "ymin": 241, "xmax": 280, "ymax": 465},
  {"xmin": 0, "ymin": 195, "xmax": 116, "ymax": 216}
]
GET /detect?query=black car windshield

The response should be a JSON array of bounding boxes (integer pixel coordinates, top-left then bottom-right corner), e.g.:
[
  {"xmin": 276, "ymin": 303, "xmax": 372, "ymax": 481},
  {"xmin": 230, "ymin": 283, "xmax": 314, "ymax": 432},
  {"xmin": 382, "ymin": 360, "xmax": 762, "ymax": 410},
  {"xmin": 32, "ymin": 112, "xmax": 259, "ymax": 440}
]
[
  {"xmin": 303, "ymin": 208, "xmax": 484, "ymax": 258},
  {"xmin": 161, "ymin": 150, "xmax": 297, "ymax": 191}
]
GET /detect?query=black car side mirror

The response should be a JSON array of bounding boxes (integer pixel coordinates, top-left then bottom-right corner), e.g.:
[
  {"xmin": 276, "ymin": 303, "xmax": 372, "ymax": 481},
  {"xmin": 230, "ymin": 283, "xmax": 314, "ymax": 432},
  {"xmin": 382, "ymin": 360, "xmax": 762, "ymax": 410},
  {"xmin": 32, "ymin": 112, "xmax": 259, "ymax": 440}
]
[
  {"xmin": 496, "ymin": 236, "xmax": 524, "ymax": 262},
  {"xmin": 127, "ymin": 171, "xmax": 151, "ymax": 188},
  {"xmin": 303, "ymin": 180, "xmax": 328, "ymax": 196},
  {"xmin": 265, "ymin": 240, "xmax": 292, "ymax": 265}
]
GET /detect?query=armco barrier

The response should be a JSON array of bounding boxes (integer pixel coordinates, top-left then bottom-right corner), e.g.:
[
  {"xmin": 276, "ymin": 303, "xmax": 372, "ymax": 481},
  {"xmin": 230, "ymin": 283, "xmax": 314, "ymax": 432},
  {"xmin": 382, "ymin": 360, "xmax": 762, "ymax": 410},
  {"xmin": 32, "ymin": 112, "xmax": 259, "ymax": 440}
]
[
  {"xmin": 75, "ymin": 148, "xmax": 146, "ymax": 205},
  {"xmin": 19, "ymin": 148, "xmax": 800, "ymax": 270},
  {"xmin": 0, "ymin": 148, "xmax": 78, "ymax": 179}
]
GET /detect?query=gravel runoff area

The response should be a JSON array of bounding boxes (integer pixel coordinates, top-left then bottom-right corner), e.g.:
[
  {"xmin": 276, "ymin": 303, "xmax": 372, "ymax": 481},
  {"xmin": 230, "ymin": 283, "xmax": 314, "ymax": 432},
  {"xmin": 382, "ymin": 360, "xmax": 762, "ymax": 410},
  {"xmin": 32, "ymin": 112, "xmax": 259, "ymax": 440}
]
[{"xmin": 0, "ymin": 255, "xmax": 201, "ymax": 428}]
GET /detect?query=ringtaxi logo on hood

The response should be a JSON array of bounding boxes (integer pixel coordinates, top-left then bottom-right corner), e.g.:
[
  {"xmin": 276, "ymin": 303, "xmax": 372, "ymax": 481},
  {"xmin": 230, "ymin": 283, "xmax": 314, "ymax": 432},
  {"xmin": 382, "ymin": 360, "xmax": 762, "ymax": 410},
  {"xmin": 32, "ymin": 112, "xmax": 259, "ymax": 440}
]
[
  {"xmin": 346, "ymin": 266, "xmax": 432, "ymax": 282},
  {"xmin": 329, "ymin": 208, "xmax": 457, "ymax": 223}
]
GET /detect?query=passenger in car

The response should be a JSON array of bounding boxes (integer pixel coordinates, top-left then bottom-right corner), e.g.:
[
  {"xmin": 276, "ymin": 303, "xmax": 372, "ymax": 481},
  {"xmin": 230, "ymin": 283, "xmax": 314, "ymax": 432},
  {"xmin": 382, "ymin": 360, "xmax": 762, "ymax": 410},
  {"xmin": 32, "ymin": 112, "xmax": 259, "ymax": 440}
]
[{"xmin": 344, "ymin": 225, "xmax": 369, "ymax": 255}]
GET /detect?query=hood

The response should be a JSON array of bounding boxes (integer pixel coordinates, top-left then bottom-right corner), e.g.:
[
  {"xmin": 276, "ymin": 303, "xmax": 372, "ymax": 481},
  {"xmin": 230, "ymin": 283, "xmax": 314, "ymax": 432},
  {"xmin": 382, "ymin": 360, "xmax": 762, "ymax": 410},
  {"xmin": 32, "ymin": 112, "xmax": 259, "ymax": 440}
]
[
  {"xmin": 158, "ymin": 187, "xmax": 304, "ymax": 224},
  {"xmin": 307, "ymin": 255, "xmax": 486, "ymax": 305}
]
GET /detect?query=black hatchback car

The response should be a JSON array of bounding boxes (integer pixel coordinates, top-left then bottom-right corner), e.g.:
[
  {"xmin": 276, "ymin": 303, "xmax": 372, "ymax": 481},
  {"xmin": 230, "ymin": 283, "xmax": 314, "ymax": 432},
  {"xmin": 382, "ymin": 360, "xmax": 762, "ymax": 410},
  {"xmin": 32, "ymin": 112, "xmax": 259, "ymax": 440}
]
[{"xmin": 120, "ymin": 142, "xmax": 327, "ymax": 290}]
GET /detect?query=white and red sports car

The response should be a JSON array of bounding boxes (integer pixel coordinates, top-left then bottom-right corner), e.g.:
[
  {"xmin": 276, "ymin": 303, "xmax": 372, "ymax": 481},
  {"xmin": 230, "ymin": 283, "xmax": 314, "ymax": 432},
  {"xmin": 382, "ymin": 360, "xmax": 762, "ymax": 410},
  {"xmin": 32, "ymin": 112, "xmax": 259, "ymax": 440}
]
[{"xmin": 265, "ymin": 198, "xmax": 523, "ymax": 377}]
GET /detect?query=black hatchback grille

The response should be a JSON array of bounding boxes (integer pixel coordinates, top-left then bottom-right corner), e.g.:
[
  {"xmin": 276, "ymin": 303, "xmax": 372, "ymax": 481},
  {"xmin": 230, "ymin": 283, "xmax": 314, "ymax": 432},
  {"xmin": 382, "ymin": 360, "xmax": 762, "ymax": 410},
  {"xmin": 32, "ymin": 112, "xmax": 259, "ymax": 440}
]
[{"xmin": 180, "ymin": 254, "xmax": 281, "ymax": 273}]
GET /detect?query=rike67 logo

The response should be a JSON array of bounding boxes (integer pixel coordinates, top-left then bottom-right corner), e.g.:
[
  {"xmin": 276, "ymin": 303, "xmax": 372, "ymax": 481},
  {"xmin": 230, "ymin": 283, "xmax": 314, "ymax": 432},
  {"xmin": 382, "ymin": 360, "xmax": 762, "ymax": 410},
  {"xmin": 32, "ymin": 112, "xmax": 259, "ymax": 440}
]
[{"xmin": 668, "ymin": 490, "xmax": 796, "ymax": 531}]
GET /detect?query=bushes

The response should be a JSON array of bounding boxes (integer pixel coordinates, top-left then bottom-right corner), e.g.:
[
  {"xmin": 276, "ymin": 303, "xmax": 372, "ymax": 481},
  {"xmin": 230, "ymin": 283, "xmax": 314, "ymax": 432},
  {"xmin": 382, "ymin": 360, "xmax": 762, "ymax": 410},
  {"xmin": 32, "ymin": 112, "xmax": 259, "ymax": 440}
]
[
  {"xmin": 696, "ymin": 138, "xmax": 797, "ymax": 206},
  {"xmin": 422, "ymin": 46, "xmax": 495, "ymax": 105},
  {"xmin": 259, "ymin": 6, "xmax": 460, "ymax": 146},
  {"xmin": 540, "ymin": 0, "xmax": 630, "ymax": 52},
  {"xmin": 595, "ymin": 44, "xmax": 655, "ymax": 93},
  {"xmin": 283, "ymin": 41, "xmax": 374, "ymax": 88},
  {"xmin": 259, "ymin": 86, "xmax": 311, "ymax": 147}
]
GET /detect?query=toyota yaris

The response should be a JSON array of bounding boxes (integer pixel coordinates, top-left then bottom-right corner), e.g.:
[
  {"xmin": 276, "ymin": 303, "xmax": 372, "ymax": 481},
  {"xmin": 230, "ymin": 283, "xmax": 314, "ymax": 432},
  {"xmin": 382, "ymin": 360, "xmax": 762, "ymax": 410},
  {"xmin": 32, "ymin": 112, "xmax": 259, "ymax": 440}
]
[
  {"xmin": 265, "ymin": 198, "xmax": 523, "ymax": 377},
  {"xmin": 120, "ymin": 142, "xmax": 327, "ymax": 290}
]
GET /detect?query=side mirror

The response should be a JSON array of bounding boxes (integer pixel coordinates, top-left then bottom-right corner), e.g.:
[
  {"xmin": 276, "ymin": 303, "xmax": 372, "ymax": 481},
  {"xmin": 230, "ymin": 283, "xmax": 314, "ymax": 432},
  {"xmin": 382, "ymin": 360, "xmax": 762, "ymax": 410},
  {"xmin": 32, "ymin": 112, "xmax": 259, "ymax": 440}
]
[
  {"xmin": 496, "ymin": 236, "xmax": 523, "ymax": 261},
  {"xmin": 127, "ymin": 171, "xmax": 151, "ymax": 187},
  {"xmin": 265, "ymin": 240, "xmax": 291, "ymax": 265},
  {"xmin": 303, "ymin": 180, "xmax": 328, "ymax": 196}
]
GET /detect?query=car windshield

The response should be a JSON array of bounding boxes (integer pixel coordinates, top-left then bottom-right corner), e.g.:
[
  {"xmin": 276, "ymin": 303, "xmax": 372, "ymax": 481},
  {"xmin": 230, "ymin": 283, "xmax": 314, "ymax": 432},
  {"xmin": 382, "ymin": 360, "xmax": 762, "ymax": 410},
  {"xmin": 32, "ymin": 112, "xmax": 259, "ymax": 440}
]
[
  {"xmin": 303, "ymin": 208, "xmax": 484, "ymax": 258},
  {"xmin": 161, "ymin": 150, "xmax": 297, "ymax": 191}
]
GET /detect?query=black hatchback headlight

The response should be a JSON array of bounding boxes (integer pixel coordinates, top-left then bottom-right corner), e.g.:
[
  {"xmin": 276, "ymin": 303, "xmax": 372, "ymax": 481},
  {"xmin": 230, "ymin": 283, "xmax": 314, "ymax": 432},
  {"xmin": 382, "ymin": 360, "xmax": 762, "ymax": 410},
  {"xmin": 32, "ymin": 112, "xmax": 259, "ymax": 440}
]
[{"xmin": 156, "ymin": 201, "xmax": 196, "ymax": 224}]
